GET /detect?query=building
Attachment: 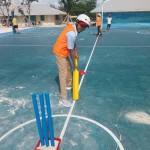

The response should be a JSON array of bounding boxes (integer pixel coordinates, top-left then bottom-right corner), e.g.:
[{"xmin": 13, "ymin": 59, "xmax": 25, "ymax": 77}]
[
  {"xmin": 0, "ymin": 1, "xmax": 67, "ymax": 26},
  {"xmin": 91, "ymin": 0, "xmax": 150, "ymax": 13},
  {"xmin": 90, "ymin": 0, "xmax": 150, "ymax": 25}
]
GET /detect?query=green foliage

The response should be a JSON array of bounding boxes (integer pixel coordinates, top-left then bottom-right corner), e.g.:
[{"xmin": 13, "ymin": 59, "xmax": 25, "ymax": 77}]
[
  {"xmin": 21, "ymin": 0, "xmax": 38, "ymax": 5},
  {"xmin": 59, "ymin": 0, "xmax": 96, "ymax": 19},
  {"xmin": 59, "ymin": 0, "xmax": 74, "ymax": 13},
  {"xmin": 0, "ymin": 0, "xmax": 11, "ymax": 6},
  {"xmin": 49, "ymin": 4, "xmax": 57, "ymax": 9},
  {"xmin": 18, "ymin": 7, "xmax": 24, "ymax": 15}
]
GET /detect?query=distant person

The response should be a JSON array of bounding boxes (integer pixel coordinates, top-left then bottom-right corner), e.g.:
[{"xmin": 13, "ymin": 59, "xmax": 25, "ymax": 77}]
[
  {"xmin": 12, "ymin": 15, "xmax": 20, "ymax": 33},
  {"xmin": 38, "ymin": 21, "xmax": 41, "ymax": 25},
  {"xmin": 32, "ymin": 21, "xmax": 36, "ymax": 26},
  {"xmin": 52, "ymin": 14, "xmax": 90, "ymax": 107},
  {"xmin": 96, "ymin": 13, "xmax": 102, "ymax": 36},
  {"xmin": 106, "ymin": 14, "xmax": 112, "ymax": 32}
]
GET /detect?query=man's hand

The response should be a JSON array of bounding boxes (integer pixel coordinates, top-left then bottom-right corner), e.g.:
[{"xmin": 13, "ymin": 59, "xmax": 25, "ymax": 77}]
[
  {"xmin": 74, "ymin": 64, "xmax": 78, "ymax": 70},
  {"xmin": 75, "ymin": 55, "xmax": 79, "ymax": 60},
  {"xmin": 74, "ymin": 47, "xmax": 79, "ymax": 60},
  {"xmin": 74, "ymin": 58, "xmax": 78, "ymax": 70}
]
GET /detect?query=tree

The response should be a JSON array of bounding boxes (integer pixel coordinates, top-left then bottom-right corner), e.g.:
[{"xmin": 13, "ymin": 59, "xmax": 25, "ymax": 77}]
[
  {"xmin": 59, "ymin": 0, "xmax": 96, "ymax": 19},
  {"xmin": 49, "ymin": 4, "xmax": 57, "ymax": 9},
  {"xmin": 0, "ymin": 0, "xmax": 11, "ymax": 26},
  {"xmin": 20, "ymin": 0, "xmax": 38, "ymax": 26},
  {"xmin": 0, "ymin": 1, "xmax": 5, "ymax": 18},
  {"xmin": 59, "ymin": 0, "xmax": 73, "ymax": 14},
  {"xmin": 17, "ymin": 5, "xmax": 28, "ymax": 25}
]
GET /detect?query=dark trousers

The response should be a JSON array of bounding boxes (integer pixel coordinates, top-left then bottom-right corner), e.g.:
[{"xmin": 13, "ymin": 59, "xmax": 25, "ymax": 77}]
[{"xmin": 97, "ymin": 26, "xmax": 102, "ymax": 35}]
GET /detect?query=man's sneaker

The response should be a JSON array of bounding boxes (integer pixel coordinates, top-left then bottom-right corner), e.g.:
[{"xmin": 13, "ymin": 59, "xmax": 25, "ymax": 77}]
[
  {"xmin": 66, "ymin": 86, "xmax": 72, "ymax": 90},
  {"xmin": 59, "ymin": 99, "xmax": 72, "ymax": 107}
]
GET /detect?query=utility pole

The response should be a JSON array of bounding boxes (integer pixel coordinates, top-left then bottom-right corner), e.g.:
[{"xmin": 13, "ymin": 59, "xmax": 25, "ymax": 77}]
[
  {"xmin": 101, "ymin": 0, "xmax": 109, "ymax": 29},
  {"xmin": 10, "ymin": 3, "xmax": 16, "ymax": 33}
]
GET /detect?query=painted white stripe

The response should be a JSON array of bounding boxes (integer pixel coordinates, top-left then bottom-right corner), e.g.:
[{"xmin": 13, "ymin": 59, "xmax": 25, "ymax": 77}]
[
  {"xmin": 0, "ymin": 114, "xmax": 124, "ymax": 149},
  {"xmin": 0, "ymin": 45, "xmax": 52, "ymax": 47},
  {"xmin": 0, "ymin": 119, "xmax": 36, "ymax": 142},
  {"xmin": 59, "ymin": 36, "xmax": 99, "ymax": 140},
  {"xmin": 96, "ymin": 46, "xmax": 150, "ymax": 48},
  {"xmin": 78, "ymin": 46, "xmax": 150, "ymax": 48},
  {"xmin": 71, "ymin": 115, "xmax": 125, "ymax": 150},
  {"xmin": 0, "ymin": 45, "xmax": 149, "ymax": 48}
]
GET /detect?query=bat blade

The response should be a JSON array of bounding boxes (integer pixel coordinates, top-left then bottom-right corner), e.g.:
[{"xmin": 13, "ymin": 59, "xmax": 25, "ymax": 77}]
[{"xmin": 73, "ymin": 59, "xmax": 79, "ymax": 100}]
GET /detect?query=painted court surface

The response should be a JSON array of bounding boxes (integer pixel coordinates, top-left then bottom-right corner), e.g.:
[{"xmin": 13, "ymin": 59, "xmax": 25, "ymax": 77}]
[{"xmin": 0, "ymin": 26, "xmax": 150, "ymax": 150}]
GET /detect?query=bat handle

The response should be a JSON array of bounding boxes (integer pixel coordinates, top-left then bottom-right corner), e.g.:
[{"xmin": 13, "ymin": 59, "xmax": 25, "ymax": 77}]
[{"xmin": 75, "ymin": 58, "xmax": 78, "ymax": 69}]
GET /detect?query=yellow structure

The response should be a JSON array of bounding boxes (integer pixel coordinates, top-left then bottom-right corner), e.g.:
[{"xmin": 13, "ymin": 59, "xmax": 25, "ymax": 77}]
[{"xmin": 73, "ymin": 59, "xmax": 79, "ymax": 100}]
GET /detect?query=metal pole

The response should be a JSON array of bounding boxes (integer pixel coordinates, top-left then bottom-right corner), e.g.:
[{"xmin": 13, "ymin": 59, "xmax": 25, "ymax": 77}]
[
  {"xmin": 102, "ymin": 2, "xmax": 104, "ymax": 29},
  {"xmin": 10, "ymin": 4, "xmax": 16, "ymax": 34},
  {"xmin": 11, "ymin": 11, "xmax": 16, "ymax": 34},
  {"xmin": 101, "ymin": 0, "xmax": 109, "ymax": 29}
]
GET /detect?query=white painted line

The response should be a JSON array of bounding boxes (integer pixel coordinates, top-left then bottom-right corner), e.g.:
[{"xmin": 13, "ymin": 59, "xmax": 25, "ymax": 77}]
[
  {"xmin": 137, "ymin": 30, "xmax": 150, "ymax": 35},
  {"xmin": 59, "ymin": 35, "xmax": 99, "ymax": 140},
  {"xmin": 77, "ymin": 46, "xmax": 150, "ymax": 48},
  {"xmin": 0, "ymin": 114, "xmax": 124, "ymax": 150},
  {"xmin": 71, "ymin": 115, "xmax": 125, "ymax": 150},
  {"xmin": 0, "ymin": 45, "xmax": 52, "ymax": 47},
  {"xmin": 96, "ymin": 46, "xmax": 150, "ymax": 48},
  {"xmin": 79, "ymin": 36, "xmax": 99, "ymax": 89},
  {"xmin": 0, "ymin": 119, "xmax": 36, "ymax": 142},
  {"xmin": 0, "ymin": 45, "xmax": 149, "ymax": 48}
]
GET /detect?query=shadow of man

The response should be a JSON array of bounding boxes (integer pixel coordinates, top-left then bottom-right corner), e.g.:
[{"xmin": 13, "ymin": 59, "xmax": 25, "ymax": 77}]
[{"xmin": 55, "ymin": 76, "xmax": 60, "ymax": 92}]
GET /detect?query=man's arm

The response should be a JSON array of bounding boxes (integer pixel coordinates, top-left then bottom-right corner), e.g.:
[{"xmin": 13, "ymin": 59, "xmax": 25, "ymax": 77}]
[
  {"xmin": 66, "ymin": 31, "xmax": 79, "ymax": 68},
  {"xmin": 74, "ymin": 44, "xmax": 79, "ymax": 59},
  {"xmin": 69, "ymin": 48, "xmax": 78, "ymax": 69}
]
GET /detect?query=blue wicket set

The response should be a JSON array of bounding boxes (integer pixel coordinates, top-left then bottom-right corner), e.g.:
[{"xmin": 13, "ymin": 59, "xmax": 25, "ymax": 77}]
[{"xmin": 32, "ymin": 92, "xmax": 61, "ymax": 150}]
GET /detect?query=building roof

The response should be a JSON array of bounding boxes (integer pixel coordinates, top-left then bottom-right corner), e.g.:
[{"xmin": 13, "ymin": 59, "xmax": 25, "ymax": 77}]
[
  {"xmin": 91, "ymin": 0, "xmax": 150, "ymax": 13},
  {"xmin": 0, "ymin": 3, "xmax": 67, "ymax": 16}
]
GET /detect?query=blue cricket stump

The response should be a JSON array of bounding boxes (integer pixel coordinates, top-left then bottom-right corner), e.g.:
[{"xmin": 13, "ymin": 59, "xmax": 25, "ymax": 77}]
[{"xmin": 32, "ymin": 92, "xmax": 61, "ymax": 150}]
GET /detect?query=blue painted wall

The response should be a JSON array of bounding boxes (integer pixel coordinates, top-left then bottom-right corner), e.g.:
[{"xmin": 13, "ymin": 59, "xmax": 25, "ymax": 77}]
[{"xmin": 103, "ymin": 12, "xmax": 150, "ymax": 24}]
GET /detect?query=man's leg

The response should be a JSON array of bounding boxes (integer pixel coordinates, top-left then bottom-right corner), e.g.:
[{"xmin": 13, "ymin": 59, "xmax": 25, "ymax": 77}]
[
  {"xmin": 55, "ymin": 55, "xmax": 67, "ymax": 99},
  {"xmin": 16, "ymin": 28, "xmax": 19, "ymax": 33},
  {"xmin": 97, "ymin": 26, "xmax": 100, "ymax": 35},
  {"xmin": 16, "ymin": 26, "xmax": 20, "ymax": 33},
  {"xmin": 66, "ymin": 57, "xmax": 72, "ymax": 87},
  {"xmin": 100, "ymin": 25, "xmax": 102, "ymax": 35}
]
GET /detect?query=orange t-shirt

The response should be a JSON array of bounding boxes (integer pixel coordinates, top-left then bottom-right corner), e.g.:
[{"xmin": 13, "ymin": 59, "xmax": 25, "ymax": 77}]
[
  {"xmin": 53, "ymin": 24, "xmax": 75, "ymax": 58},
  {"xmin": 96, "ymin": 17, "xmax": 102, "ymax": 26}
]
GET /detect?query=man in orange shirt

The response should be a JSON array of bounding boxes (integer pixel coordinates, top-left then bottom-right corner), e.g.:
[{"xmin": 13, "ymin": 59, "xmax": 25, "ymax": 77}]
[
  {"xmin": 53, "ymin": 14, "xmax": 90, "ymax": 107},
  {"xmin": 96, "ymin": 13, "xmax": 102, "ymax": 36}
]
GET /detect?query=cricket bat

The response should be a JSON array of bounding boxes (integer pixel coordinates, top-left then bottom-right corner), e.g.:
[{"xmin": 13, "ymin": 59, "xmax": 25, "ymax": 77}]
[{"xmin": 73, "ymin": 58, "xmax": 79, "ymax": 100}]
